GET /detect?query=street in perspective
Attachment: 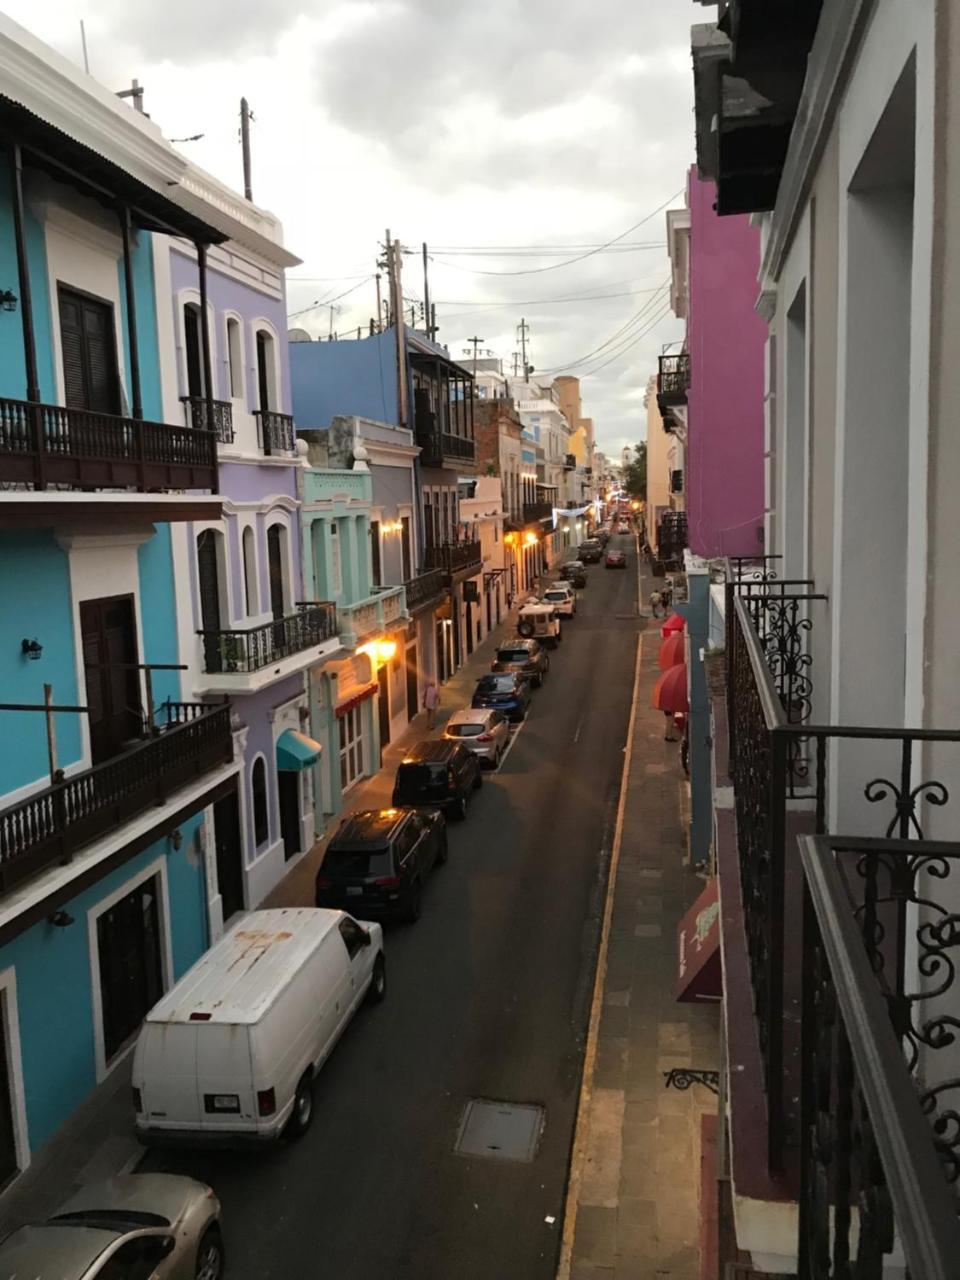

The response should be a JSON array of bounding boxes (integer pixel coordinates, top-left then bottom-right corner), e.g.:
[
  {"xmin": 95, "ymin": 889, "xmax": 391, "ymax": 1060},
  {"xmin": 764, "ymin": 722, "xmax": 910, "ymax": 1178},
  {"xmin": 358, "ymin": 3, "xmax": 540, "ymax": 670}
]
[{"xmin": 0, "ymin": 2, "xmax": 955, "ymax": 1279}]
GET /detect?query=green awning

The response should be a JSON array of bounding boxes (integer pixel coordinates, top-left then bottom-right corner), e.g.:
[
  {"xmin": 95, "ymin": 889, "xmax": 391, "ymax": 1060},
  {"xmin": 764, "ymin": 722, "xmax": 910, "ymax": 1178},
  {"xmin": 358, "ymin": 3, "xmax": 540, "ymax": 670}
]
[{"xmin": 276, "ymin": 729, "xmax": 322, "ymax": 772}]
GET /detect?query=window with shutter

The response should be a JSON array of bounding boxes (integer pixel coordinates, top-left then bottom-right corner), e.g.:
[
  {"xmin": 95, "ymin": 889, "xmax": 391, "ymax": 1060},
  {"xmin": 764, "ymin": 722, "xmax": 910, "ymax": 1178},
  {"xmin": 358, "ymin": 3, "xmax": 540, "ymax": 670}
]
[{"xmin": 58, "ymin": 286, "xmax": 120, "ymax": 415}]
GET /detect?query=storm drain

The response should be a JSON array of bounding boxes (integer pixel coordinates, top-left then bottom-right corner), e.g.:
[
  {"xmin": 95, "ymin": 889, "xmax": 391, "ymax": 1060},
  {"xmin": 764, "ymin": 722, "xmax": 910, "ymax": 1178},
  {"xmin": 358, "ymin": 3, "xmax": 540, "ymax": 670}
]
[{"xmin": 454, "ymin": 1099, "xmax": 545, "ymax": 1163}]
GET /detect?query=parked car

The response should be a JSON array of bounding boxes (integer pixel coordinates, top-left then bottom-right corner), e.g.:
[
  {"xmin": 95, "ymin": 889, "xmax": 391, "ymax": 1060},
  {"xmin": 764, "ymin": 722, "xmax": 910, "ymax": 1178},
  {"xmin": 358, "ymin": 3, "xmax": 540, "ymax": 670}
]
[
  {"xmin": 605, "ymin": 550, "xmax": 627, "ymax": 569},
  {"xmin": 595, "ymin": 528, "xmax": 611, "ymax": 547},
  {"xmin": 0, "ymin": 1174, "xmax": 224, "ymax": 1280},
  {"xmin": 133, "ymin": 909, "xmax": 385, "ymax": 1146},
  {"xmin": 492, "ymin": 637, "xmax": 550, "ymax": 687},
  {"xmin": 559, "ymin": 560, "xmax": 587, "ymax": 588},
  {"xmin": 444, "ymin": 708, "xmax": 511, "ymax": 768},
  {"xmin": 542, "ymin": 582, "xmax": 577, "ymax": 617},
  {"xmin": 317, "ymin": 807, "xmax": 447, "ymax": 921},
  {"xmin": 392, "ymin": 739, "xmax": 482, "ymax": 819},
  {"xmin": 617, "ymin": 522, "xmax": 631, "ymax": 534},
  {"xmin": 578, "ymin": 539, "xmax": 603, "ymax": 563},
  {"xmin": 517, "ymin": 601, "xmax": 562, "ymax": 647},
  {"xmin": 471, "ymin": 672, "xmax": 533, "ymax": 723}
]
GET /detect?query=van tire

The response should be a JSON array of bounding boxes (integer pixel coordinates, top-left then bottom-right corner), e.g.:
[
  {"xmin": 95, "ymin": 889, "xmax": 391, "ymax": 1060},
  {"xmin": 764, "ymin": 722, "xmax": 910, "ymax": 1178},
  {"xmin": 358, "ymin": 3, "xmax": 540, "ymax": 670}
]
[
  {"xmin": 367, "ymin": 954, "xmax": 386, "ymax": 1004},
  {"xmin": 517, "ymin": 620, "xmax": 534, "ymax": 638},
  {"xmin": 454, "ymin": 795, "xmax": 468, "ymax": 820},
  {"xmin": 287, "ymin": 1074, "xmax": 314, "ymax": 1139},
  {"xmin": 195, "ymin": 1225, "xmax": 224, "ymax": 1280}
]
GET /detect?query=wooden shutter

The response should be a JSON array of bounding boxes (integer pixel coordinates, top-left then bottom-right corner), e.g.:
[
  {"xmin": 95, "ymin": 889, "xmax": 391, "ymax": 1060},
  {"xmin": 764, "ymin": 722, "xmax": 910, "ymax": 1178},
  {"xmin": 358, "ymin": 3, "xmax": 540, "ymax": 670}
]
[
  {"xmin": 58, "ymin": 287, "xmax": 120, "ymax": 414},
  {"xmin": 58, "ymin": 292, "xmax": 87, "ymax": 409}
]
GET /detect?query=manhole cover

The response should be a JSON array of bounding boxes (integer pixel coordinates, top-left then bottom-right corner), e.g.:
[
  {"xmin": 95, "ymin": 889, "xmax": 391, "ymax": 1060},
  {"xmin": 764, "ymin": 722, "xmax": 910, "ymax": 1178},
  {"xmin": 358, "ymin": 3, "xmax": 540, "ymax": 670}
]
[{"xmin": 455, "ymin": 1099, "xmax": 544, "ymax": 1162}]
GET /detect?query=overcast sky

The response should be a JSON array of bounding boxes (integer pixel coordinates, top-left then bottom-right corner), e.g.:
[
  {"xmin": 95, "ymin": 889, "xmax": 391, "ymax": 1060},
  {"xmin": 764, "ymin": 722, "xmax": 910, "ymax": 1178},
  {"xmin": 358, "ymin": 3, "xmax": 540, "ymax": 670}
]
[{"xmin": 6, "ymin": 0, "xmax": 695, "ymax": 457}]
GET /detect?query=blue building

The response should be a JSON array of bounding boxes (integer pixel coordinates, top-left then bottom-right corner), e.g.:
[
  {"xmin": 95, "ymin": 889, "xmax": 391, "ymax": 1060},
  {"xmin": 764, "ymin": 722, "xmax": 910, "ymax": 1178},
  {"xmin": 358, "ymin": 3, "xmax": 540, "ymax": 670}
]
[{"xmin": 0, "ymin": 23, "xmax": 240, "ymax": 1184}]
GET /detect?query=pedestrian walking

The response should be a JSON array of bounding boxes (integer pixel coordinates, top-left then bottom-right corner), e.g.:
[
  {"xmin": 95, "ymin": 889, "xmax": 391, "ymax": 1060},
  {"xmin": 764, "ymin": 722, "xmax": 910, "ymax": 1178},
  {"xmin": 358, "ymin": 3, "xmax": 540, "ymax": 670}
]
[
  {"xmin": 650, "ymin": 589, "xmax": 664, "ymax": 619},
  {"xmin": 423, "ymin": 679, "xmax": 440, "ymax": 730}
]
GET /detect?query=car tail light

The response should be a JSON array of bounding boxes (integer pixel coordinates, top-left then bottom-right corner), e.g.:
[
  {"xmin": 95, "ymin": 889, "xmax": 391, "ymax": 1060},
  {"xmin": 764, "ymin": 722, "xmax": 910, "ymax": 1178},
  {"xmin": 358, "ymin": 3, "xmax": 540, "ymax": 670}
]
[
  {"xmin": 374, "ymin": 876, "xmax": 401, "ymax": 888},
  {"xmin": 257, "ymin": 1087, "xmax": 276, "ymax": 1116},
  {"xmin": 132, "ymin": 1086, "xmax": 142, "ymax": 1113},
  {"xmin": 189, "ymin": 1012, "xmax": 212, "ymax": 1021},
  {"xmin": 476, "ymin": 734, "xmax": 493, "ymax": 742}
]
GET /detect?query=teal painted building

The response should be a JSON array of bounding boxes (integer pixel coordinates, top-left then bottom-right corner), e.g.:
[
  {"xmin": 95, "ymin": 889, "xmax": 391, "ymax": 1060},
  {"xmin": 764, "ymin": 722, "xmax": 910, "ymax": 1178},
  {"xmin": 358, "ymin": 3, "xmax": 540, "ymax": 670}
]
[{"xmin": 0, "ymin": 32, "xmax": 239, "ymax": 1186}]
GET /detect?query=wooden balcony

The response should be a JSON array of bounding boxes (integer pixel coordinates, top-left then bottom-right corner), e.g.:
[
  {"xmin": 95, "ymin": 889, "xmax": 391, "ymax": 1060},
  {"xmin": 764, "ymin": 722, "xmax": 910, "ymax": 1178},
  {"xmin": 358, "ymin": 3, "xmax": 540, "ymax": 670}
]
[
  {"xmin": 414, "ymin": 412, "xmax": 477, "ymax": 468},
  {"xmin": 0, "ymin": 702, "xmax": 233, "ymax": 894},
  {"xmin": 254, "ymin": 409, "xmax": 295, "ymax": 456},
  {"xmin": 180, "ymin": 396, "xmax": 234, "ymax": 444},
  {"xmin": 522, "ymin": 501, "xmax": 553, "ymax": 525},
  {"xmin": 199, "ymin": 602, "xmax": 338, "ymax": 675},
  {"xmin": 0, "ymin": 396, "xmax": 218, "ymax": 493},
  {"xmin": 404, "ymin": 568, "xmax": 447, "ymax": 614},
  {"xmin": 423, "ymin": 540, "xmax": 482, "ymax": 585}
]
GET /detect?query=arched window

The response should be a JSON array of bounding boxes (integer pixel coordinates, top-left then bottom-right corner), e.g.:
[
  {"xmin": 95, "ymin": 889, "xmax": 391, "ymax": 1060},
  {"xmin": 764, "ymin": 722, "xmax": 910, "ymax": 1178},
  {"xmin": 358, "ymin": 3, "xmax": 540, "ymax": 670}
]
[
  {"xmin": 196, "ymin": 529, "xmax": 224, "ymax": 632},
  {"xmin": 183, "ymin": 302, "xmax": 205, "ymax": 398},
  {"xmin": 252, "ymin": 758, "xmax": 269, "ymax": 847},
  {"xmin": 266, "ymin": 522, "xmax": 288, "ymax": 621},
  {"xmin": 255, "ymin": 329, "xmax": 277, "ymax": 412},
  {"xmin": 227, "ymin": 317, "xmax": 243, "ymax": 400},
  {"xmin": 242, "ymin": 525, "xmax": 257, "ymax": 616}
]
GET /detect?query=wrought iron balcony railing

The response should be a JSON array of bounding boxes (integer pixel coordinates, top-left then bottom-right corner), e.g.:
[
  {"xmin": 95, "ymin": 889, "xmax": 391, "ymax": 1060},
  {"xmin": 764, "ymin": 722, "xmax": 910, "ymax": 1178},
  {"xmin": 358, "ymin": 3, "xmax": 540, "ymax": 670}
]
[
  {"xmin": 199, "ymin": 602, "xmax": 338, "ymax": 674},
  {"xmin": 796, "ymin": 833, "xmax": 960, "ymax": 1279},
  {"xmin": 723, "ymin": 561, "xmax": 960, "ymax": 1172},
  {"xmin": 254, "ymin": 409, "xmax": 296, "ymax": 455},
  {"xmin": 522, "ymin": 501, "xmax": 553, "ymax": 524},
  {"xmin": 656, "ymin": 352, "xmax": 690, "ymax": 409},
  {"xmin": 0, "ymin": 701, "xmax": 232, "ymax": 893},
  {"xmin": 181, "ymin": 396, "xmax": 234, "ymax": 444},
  {"xmin": 404, "ymin": 568, "xmax": 446, "ymax": 613},
  {"xmin": 0, "ymin": 396, "xmax": 218, "ymax": 492},
  {"xmin": 414, "ymin": 411, "xmax": 476, "ymax": 467},
  {"xmin": 423, "ymin": 540, "xmax": 482, "ymax": 579}
]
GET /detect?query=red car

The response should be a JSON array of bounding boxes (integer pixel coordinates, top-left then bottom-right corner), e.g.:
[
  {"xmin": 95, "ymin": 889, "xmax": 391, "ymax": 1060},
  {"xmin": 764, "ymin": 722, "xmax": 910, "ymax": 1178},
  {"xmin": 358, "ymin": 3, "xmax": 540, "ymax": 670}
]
[{"xmin": 605, "ymin": 551, "xmax": 627, "ymax": 569}]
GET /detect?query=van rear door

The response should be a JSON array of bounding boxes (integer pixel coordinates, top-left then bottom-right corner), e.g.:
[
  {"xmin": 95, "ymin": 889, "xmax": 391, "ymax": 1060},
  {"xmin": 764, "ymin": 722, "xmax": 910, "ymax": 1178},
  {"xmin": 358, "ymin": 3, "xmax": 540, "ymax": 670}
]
[
  {"xmin": 138, "ymin": 1023, "xmax": 200, "ymax": 1129},
  {"xmin": 196, "ymin": 1024, "xmax": 257, "ymax": 1131}
]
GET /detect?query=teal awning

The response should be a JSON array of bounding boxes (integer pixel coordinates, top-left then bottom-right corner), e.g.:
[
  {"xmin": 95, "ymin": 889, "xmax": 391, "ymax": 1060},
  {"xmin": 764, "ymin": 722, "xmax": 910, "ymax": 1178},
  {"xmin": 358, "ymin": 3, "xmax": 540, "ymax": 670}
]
[{"xmin": 276, "ymin": 729, "xmax": 322, "ymax": 772}]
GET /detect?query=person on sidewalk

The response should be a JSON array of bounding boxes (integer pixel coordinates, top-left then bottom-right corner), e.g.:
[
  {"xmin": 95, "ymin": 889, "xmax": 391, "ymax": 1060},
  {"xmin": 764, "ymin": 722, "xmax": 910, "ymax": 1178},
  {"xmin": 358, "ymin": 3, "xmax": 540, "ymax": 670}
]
[{"xmin": 423, "ymin": 679, "xmax": 440, "ymax": 730}]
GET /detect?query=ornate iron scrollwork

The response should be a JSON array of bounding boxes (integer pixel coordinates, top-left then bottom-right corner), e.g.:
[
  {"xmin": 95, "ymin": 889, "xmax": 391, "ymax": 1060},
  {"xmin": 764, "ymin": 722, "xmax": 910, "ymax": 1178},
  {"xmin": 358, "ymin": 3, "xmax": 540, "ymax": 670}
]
[{"xmin": 662, "ymin": 1068, "xmax": 719, "ymax": 1095}]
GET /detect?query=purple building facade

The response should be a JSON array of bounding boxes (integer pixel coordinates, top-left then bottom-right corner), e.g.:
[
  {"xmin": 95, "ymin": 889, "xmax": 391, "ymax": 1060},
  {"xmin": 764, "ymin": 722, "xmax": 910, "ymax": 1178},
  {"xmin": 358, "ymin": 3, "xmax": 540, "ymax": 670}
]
[{"xmin": 683, "ymin": 168, "xmax": 766, "ymax": 558}]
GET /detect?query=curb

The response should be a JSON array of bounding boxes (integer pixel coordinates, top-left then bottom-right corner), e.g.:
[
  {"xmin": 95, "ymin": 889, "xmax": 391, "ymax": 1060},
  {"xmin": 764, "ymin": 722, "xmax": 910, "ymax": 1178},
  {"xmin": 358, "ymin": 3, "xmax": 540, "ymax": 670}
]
[{"xmin": 556, "ymin": 629, "xmax": 645, "ymax": 1280}]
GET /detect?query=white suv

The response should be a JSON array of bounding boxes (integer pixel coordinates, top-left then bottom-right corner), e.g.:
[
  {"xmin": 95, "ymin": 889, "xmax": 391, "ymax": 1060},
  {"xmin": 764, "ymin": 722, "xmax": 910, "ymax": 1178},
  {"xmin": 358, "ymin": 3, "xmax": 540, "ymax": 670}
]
[{"xmin": 542, "ymin": 582, "xmax": 577, "ymax": 617}]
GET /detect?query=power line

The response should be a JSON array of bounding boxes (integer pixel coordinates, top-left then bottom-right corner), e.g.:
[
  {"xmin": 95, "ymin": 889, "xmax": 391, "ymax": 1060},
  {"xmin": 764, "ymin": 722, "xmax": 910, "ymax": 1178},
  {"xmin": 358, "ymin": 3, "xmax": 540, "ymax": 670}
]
[
  {"xmin": 536, "ymin": 281, "xmax": 670, "ymax": 373},
  {"xmin": 434, "ymin": 284, "xmax": 665, "ymax": 308},
  {"xmin": 427, "ymin": 191, "xmax": 682, "ymax": 277},
  {"xmin": 579, "ymin": 305, "xmax": 674, "ymax": 378},
  {"xmin": 286, "ymin": 276, "xmax": 373, "ymax": 320}
]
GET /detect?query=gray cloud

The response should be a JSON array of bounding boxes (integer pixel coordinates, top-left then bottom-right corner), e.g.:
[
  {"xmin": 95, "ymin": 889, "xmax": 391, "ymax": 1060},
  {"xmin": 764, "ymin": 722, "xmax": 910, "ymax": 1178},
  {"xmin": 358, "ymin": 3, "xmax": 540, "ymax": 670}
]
[{"xmin": 94, "ymin": 0, "xmax": 313, "ymax": 63}]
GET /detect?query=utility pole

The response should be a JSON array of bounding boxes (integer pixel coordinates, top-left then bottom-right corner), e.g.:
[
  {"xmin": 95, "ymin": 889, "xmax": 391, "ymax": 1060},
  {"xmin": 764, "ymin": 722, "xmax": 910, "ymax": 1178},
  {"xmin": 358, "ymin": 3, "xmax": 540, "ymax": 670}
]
[
  {"xmin": 374, "ymin": 273, "xmax": 383, "ymax": 332},
  {"xmin": 383, "ymin": 230, "xmax": 409, "ymax": 429},
  {"xmin": 466, "ymin": 336, "xmax": 485, "ymax": 373},
  {"xmin": 512, "ymin": 352, "xmax": 521, "ymax": 378},
  {"xmin": 518, "ymin": 318, "xmax": 531, "ymax": 379},
  {"xmin": 422, "ymin": 243, "xmax": 433, "ymax": 339},
  {"xmin": 240, "ymin": 98, "xmax": 253, "ymax": 201}
]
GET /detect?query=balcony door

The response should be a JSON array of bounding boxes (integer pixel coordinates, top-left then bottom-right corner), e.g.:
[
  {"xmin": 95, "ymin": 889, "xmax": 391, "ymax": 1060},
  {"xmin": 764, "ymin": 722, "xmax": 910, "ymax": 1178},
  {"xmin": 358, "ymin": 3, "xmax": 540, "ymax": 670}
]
[
  {"xmin": 267, "ymin": 524, "xmax": 286, "ymax": 621},
  {"xmin": 58, "ymin": 286, "xmax": 120, "ymax": 415},
  {"xmin": 96, "ymin": 874, "xmax": 164, "ymax": 1063},
  {"xmin": 183, "ymin": 302, "xmax": 204, "ymax": 399},
  {"xmin": 81, "ymin": 596, "xmax": 141, "ymax": 765}
]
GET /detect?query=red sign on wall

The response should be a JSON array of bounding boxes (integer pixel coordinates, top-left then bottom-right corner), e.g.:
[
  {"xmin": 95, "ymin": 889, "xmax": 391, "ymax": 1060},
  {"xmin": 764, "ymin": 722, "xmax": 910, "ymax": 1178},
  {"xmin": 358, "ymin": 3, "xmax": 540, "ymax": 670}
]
[{"xmin": 676, "ymin": 876, "xmax": 721, "ymax": 1003}]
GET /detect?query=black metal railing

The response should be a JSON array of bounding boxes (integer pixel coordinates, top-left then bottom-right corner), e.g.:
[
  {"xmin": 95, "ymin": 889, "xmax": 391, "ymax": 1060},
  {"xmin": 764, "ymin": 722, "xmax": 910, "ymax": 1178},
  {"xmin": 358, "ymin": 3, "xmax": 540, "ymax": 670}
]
[
  {"xmin": 564, "ymin": 454, "xmax": 576, "ymax": 470},
  {"xmin": 404, "ymin": 568, "xmax": 446, "ymax": 612},
  {"xmin": 199, "ymin": 602, "xmax": 338, "ymax": 674},
  {"xmin": 423, "ymin": 541, "xmax": 482, "ymax": 578},
  {"xmin": 670, "ymin": 468, "xmax": 683, "ymax": 494},
  {"xmin": 727, "ymin": 589, "xmax": 960, "ymax": 1171},
  {"xmin": 0, "ymin": 701, "xmax": 232, "ymax": 893},
  {"xmin": 181, "ymin": 396, "xmax": 234, "ymax": 443},
  {"xmin": 523, "ymin": 501, "xmax": 553, "ymax": 524},
  {"xmin": 254, "ymin": 409, "xmax": 295, "ymax": 455},
  {"xmin": 0, "ymin": 396, "xmax": 218, "ymax": 491},
  {"xmin": 797, "ymin": 834, "xmax": 960, "ymax": 1279},
  {"xmin": 657, "ymin": 352, "xmax": 690, "ymax": 407},
  {"xmin": 656, "ymin": 510, "xmax": 687, "ymax": 567},
  {"xmin": 414, "ymin": 413, "xmax": 476, "ymax": 467}
]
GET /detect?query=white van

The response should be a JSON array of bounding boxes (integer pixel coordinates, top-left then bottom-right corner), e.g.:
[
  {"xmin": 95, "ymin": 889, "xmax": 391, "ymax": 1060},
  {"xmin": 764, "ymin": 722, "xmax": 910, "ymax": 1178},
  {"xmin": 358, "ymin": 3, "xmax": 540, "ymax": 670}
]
[{"xmin": 132, "ymin": 908, "xmax": 384, "ymax": 1146}]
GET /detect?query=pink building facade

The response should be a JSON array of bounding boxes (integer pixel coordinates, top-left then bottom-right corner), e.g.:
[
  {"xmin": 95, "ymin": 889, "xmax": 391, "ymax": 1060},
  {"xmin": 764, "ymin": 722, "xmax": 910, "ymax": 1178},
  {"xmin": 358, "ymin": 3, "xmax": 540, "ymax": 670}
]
[{"xmin": 683, "ymin": 167, "xmax": 766, "ymax": 557}]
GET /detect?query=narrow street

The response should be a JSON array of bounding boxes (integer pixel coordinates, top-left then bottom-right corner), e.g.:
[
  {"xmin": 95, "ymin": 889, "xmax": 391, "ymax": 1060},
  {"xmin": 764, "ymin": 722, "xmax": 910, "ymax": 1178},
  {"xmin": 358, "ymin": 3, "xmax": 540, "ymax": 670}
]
[{"xmin": 144, "ymin": 534, "xmax": 639, "ymax": 1280}]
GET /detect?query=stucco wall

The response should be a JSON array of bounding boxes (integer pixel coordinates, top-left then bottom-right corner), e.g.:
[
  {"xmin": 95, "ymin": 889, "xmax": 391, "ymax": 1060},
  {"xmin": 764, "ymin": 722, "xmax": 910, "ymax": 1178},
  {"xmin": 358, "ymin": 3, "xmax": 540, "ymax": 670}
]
[
  {"xmin": 687, "ymin": 170, "xmax": 766, "ymax": 557},
  {"xmin": 291, "ymin": 332, "xmax": 398, "ymax": 429}
]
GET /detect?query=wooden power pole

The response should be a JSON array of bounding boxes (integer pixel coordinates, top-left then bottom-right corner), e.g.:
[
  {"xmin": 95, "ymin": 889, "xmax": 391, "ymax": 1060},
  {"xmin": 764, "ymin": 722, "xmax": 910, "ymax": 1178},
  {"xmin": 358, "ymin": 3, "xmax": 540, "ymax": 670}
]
[{"xmin": 385, "ymin": 230, "xmax": 409, "ymax": 429}]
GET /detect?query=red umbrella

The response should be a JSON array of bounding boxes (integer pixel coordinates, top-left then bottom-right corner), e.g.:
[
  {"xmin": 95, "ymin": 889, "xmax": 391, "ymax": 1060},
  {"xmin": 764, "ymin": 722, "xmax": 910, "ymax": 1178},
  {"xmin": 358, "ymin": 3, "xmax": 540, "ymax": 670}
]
[
  {"xmin": 652, "ymin": 662, "xmax": 689, "ymax": 714},
  {"xmin": 658, "ymin": 632, "xmax": 685, "ymax": 670},
  {"xmin": 661, "ymin": 612, "xmax": 685, "ymax": 638}
]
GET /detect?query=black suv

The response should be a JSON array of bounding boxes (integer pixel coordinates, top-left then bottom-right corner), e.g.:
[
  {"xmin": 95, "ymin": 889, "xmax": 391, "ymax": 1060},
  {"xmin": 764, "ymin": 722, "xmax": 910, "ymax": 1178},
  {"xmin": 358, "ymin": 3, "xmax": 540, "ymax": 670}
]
[
  {"xmin": 559, "ymin": 560, "xmax": 587, "ymax": 588},
  {"xmin": 491, "ymin": 638, "xmax": 550, "ymax": 688},
  {"xmin": 392, "ymin": 740, "xmax": 482, "ymax": 820},
  {"xmin": 316, "ymin": 807, "xmax": 447, "ymax": 922},
  {"xmin": 578, "ymin": 539, "xmax": 603, "ymax": 563}
]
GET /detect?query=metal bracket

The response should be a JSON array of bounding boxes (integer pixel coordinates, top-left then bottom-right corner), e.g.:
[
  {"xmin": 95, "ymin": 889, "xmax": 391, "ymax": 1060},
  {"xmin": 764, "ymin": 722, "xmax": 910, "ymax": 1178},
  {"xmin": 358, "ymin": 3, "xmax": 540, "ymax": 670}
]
[{"xmin": 663, "ymin": 1068, "xmax": 720, "ymax": 1096}]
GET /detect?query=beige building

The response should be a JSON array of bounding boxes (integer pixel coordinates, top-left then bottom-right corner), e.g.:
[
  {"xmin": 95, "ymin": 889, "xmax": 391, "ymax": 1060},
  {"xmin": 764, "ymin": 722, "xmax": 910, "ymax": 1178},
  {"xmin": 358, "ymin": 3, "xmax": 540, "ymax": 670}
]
[{"xmin": 643, "ymin": 378, "xmax": 672, "ymax": 552}]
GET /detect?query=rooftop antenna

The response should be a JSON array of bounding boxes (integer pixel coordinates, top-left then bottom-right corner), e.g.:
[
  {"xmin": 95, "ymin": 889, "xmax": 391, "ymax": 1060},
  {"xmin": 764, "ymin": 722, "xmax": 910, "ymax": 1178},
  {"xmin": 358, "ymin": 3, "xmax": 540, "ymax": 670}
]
[
  {"xmin": 240, "ymin": 98, "xmax": 253, "ymax": 202},
  {"xmin": 79, "ymin": 20, "xmax": 90, "ymax": 74}
]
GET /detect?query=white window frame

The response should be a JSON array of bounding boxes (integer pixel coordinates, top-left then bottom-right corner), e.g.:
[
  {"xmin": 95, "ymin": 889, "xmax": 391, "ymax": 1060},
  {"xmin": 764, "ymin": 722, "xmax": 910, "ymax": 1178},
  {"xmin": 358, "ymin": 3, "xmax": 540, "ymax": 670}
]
[
  {"xmin": 224, "ymin": 312, "xmax": 246, "ymax": 404},
  {"xmin": 252, "ymin": 318, "xmax": 282, "ymax": 412},
  {"xmin": 87, "ymin": 857, "xmax": 173, "ymax": 1081},
  {"xmin": 175, "ymin": 287, "xmax": 219, "ymax": 403},
  {"xmin": 241, "ymin": 522, "xmax": 258, "ymax": 617},
  {"xmin": 0, "ymin": 967, "xmax": 30, "ymax": 1177}
]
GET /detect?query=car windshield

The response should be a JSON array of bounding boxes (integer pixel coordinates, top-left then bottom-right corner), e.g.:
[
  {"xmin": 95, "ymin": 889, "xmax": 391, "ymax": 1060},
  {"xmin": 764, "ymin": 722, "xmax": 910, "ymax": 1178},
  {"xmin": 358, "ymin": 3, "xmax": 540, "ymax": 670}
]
[
  {"xmin": 447, "ymin": 722, "xmax": 485, "ymax": 737},
  {"xmin": 497, "ymin": 649, "xmax": 530, "ymax": 662},
  {"xmin": 544, "ymin": 590, "xmax": 566, "ymax": 600},
  {"xmin": 51, "ymin": 1211, "xmax": 171, "ymax": 1229},
  {"xmin": 395, "ymin": 762, "xmax": 448, "ymax": 798},
  {"xmin": 323, "ymin": 847, "xmax": 394, "ymax": 878},
  {"xmin": 477, "ymin": 676, "xmax": 515, "ymax": 692}
]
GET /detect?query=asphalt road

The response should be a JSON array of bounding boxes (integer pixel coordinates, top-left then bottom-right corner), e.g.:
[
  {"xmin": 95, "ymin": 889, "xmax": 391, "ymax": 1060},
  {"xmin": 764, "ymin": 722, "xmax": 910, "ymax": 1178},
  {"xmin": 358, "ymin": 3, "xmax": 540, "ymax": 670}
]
[{"xmin": 145, "ymin": 532, "xmax": 640, "ymax": 1280}]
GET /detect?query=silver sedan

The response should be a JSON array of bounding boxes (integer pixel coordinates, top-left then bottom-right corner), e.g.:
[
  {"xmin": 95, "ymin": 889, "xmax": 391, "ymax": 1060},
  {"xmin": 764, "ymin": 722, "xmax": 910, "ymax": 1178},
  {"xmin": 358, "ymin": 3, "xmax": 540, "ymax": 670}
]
[
  {"xmin": 0, "ymin": 1173, "xmax": 224, "ymax": 1279},
  {"xmin": 443, "ymin": 707, "xmax": 511, "ymax": 768}
]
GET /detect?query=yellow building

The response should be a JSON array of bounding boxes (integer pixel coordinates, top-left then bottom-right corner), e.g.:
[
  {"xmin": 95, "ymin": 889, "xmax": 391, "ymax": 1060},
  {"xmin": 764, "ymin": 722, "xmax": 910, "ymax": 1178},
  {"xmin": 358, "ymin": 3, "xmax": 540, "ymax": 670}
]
[{"xmin": 644, "ymin": 377, "xmax": 672, "ymax": 552}]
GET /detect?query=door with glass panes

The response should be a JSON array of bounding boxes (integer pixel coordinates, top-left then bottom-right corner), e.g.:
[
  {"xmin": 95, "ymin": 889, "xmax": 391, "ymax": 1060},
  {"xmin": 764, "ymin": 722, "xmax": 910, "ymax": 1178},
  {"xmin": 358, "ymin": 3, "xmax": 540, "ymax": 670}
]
[{"xmin": 338, "ymin": 704, "xmax": 365, "ymax": 792}]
